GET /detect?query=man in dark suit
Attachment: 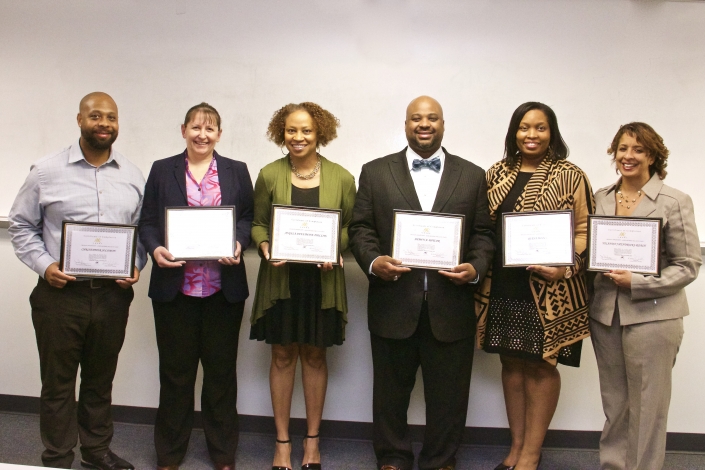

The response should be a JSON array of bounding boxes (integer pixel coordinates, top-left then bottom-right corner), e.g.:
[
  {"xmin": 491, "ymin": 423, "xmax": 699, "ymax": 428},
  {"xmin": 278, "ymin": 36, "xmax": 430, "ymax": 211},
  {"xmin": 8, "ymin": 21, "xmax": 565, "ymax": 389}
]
[{"xmin": 349, "ymin": 96, "xmax": 494, "ymax": 470}]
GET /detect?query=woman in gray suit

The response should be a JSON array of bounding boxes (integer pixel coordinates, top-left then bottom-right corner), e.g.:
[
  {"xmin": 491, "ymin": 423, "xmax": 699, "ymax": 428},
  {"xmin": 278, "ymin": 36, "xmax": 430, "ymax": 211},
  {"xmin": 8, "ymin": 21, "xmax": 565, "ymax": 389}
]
[{"xmin": 590, "ymin": 122, "xmax": 701, "ymax": 470}]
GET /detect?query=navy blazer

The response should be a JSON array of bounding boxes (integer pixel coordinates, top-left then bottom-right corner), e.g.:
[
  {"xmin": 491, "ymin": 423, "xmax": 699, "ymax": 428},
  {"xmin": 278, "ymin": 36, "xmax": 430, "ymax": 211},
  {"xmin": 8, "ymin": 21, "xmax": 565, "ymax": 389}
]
[{"xmin": 139, "ymin": 151, "xmax": 254, "ymax": 303}]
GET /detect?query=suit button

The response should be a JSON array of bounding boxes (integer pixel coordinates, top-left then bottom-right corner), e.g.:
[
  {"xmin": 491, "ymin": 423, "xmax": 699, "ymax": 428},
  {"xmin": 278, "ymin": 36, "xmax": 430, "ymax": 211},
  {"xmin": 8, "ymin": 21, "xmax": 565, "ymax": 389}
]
[{"xmin": 654, "ymin": 300, "xmax": 657, "ymax": 304}]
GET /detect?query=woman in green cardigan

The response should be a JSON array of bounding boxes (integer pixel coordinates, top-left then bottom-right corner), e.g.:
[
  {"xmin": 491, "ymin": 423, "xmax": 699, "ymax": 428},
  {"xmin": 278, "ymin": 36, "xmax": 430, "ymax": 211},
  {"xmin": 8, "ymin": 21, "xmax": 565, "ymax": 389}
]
[{"xmin": 250, "ymin": 102, "xmax": 356, "ymax": 470}]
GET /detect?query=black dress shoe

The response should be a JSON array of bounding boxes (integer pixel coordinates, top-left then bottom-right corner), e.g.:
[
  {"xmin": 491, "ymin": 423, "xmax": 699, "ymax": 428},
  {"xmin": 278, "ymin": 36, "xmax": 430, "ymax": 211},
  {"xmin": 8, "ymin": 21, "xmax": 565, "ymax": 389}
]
[{"xmin": 81, "ymin": 450, "xmax": 135, "ymax": 470}]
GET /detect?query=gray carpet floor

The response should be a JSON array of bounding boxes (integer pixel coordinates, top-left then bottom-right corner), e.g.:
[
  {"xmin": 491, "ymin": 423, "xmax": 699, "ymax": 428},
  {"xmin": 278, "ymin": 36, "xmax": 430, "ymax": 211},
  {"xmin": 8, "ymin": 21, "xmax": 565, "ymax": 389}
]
[{"xmin": 2, "ymin": 412, "xmax": 704, "ymax": 469}]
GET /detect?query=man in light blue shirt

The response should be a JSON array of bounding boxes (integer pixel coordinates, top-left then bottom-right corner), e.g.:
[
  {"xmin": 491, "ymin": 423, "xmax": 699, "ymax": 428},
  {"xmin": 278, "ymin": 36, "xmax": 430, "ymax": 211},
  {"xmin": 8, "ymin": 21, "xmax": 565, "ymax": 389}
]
[{"xmin": 9, "ymin": 92, "xmax": 145, "ymax": 470}]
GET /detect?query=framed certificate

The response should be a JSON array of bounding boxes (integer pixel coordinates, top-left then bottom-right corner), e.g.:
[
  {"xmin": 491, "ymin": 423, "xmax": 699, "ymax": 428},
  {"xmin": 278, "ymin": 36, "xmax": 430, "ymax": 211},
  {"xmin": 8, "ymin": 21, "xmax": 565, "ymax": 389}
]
[
  {"xmin": 503, "ymin": 210, "xmax": 574, "ymax": 267},
  {"xmin": 269, "ymin": 205, "xmax": 341, "ymax": 264},
  {"xmin": 59, "ymin": 222, "xmax": 137, "ymax": 279},
  {"xmin": 587, "ymin": 215, "xmax": 662, "ymax": 275},
  {"xmin": 391, "ymin": 210, "xmax": 464, "ymax": 270},
  {"xmin": 165, "ymin": 206, "xmax": 236, "ymax": 260}
]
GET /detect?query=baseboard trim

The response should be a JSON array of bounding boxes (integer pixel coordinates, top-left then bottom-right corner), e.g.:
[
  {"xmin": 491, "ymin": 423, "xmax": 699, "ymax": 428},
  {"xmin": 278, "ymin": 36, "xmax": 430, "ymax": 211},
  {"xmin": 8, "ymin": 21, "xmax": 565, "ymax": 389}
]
[{"xmin": 2, "ymin": 394, "xmax": 703, "ymax": 452}]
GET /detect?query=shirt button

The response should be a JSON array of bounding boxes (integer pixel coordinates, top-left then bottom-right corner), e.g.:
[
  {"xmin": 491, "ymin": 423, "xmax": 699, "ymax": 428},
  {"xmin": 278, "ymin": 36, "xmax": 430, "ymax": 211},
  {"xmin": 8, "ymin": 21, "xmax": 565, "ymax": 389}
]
[
  {"xmin": 199, "ymin": 263, "xmax": 203, "ymax": 267},
  {"xmin": 100, "ymin": 212, "xmax": 104, "ymax": 216},
  {"xmin": 99, "ymin": 190, "xmax": 103, "ymax": 194}
]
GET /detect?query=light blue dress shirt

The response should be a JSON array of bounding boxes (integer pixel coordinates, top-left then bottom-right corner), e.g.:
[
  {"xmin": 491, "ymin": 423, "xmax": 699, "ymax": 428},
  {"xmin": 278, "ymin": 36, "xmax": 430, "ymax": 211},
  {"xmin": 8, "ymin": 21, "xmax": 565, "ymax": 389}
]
[{"xmin": 8, "ymin": 139, "xmax": 147, "ymax": 278}]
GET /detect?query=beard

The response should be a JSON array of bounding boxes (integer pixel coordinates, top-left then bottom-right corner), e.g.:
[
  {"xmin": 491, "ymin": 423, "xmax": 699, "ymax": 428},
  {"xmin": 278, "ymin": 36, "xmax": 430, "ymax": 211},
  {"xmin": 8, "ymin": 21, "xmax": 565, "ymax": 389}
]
[{"xmin": 81, "ymin": 127, "xmax": 118, "ymax": 151}]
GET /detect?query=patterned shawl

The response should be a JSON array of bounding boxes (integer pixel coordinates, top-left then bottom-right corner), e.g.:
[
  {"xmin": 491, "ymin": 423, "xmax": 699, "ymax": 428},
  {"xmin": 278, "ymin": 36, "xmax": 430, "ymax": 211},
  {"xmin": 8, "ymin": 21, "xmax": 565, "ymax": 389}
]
[{"xmin": 474, "ymin": 156, "xmax": 595, "ymax": 362}]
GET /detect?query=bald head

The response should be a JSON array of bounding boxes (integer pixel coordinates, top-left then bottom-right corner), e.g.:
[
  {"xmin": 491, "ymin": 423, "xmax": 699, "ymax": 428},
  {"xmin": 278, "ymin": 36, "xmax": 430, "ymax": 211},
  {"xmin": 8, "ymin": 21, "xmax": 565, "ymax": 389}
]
[
  {"xmin": 406, "ymin": 96, "xmax": 443, "ymax": 121},
  {"xmin": 404, "ymin": 96, "xmax": 445, "ymax": 158},
  {"xmin": 79, "ymin": 92, "xmax": 117, "ymax": 113},
  {"xmin": 77, "ymin": 92, "xmax": 119, "ymax": 152}
]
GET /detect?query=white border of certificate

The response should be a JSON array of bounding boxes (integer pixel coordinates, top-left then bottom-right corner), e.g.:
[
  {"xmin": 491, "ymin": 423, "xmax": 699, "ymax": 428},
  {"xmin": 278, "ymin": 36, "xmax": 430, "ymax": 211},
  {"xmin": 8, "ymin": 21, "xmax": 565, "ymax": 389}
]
[
  {"xmin": 587, "ymin": 215, "xmax": 662, "ymax": 275},
  {"xmin": 165, "ymin": 206, "xmax": 236, "ymax": 260},
  {"xmin": 391, "ymin": 210, "xmax": 464, "ymax": 270},
  {"xmin": 60, "ymin": 221, "xmax": 137, "ymax": 279},
  {"xmin": 269, "ymin": 205, "xmax": 341, "ymax": 264},
  {"xmin": 503, "ymin": 210, "xmax": 575, "ymax": 267}
]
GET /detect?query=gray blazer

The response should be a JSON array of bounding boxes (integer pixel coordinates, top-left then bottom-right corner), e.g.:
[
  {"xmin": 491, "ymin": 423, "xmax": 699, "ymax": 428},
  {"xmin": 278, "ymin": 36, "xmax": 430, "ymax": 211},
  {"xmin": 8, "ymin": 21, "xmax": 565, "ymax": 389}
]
[{"xmin": 590, "ymin": 173, "xmax": 701, "ymax": 326}]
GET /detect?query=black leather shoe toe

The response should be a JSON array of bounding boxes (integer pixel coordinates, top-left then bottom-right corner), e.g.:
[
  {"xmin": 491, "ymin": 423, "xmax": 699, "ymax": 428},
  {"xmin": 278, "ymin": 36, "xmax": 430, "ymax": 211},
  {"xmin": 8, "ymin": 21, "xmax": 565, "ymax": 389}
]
[{"xmin": 81, "ymin": 450, "xmax": 135, "ymax": 470}]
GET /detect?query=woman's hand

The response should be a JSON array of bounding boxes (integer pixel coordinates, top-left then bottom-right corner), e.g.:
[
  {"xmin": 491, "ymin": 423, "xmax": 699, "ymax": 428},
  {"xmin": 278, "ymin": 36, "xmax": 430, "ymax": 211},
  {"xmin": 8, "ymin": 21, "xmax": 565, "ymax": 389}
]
[
  {"xmin": 260, "ymin": 241, "xmax": 287, "ymax": 267},
  {"xmin": 318, "ymin": 255, "xmax": 344, "ymax": 272},
  {"xmin": 218, "ymin": 242, "xmax": 242, "ymax": 265},
  {"xmin": 153, "ymin": 246, "xmax": 186, "ymax": 268},
  {"xmin": 603, "ymin": 269, "xmax": 632, "ymax": 289},
  {"xmin": 527, "ymin": 265, "xmax": 567, "ymax": 282}
]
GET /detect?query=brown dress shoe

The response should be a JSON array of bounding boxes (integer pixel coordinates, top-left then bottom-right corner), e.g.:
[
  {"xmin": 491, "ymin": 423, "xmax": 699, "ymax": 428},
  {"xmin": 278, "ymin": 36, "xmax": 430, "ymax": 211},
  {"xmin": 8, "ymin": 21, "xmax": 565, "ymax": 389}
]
[
  {"xmin": 156, "ymin": 466, "xmax": 179, "ymax": 470},
  {"xmin": 380, "ymin": 466, "xmax": 400, "ymax": 470}
]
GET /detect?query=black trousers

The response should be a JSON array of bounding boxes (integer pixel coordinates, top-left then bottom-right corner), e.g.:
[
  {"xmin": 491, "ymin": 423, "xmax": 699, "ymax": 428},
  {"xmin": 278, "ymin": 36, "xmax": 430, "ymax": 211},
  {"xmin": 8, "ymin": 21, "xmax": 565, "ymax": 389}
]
[
  {"xmin": 30, "ymin": 277, "xmax": 134, "ymax": 468},
  {"xmin": 152, "ymin": 291, "xmax": 244, "ymax": 466},
  {"xmin": 371, "ymin": 301, "xmax": 475, "ymax": 470}
]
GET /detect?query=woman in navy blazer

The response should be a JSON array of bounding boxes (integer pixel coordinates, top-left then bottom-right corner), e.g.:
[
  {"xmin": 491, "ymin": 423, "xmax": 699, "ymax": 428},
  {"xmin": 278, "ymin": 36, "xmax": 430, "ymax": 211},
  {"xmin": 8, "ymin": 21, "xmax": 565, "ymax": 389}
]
[{"xmin": 139, "ymin": 103, "xmax": 254, "ymax": 470}]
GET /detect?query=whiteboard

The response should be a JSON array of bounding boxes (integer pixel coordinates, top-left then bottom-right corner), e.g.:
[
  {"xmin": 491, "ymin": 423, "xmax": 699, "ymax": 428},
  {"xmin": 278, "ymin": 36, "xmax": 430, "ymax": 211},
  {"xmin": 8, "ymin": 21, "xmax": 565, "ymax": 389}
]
[{"xmin": 1, "ymin": 0, "xmax": 704, "ymax": 238}]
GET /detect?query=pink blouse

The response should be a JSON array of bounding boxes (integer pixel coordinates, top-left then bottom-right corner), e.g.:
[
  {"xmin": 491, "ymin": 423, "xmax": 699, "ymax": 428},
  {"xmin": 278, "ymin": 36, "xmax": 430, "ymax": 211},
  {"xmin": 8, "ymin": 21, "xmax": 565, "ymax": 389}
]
[{"xmin": 180, "ymin": 156, "xmax": 222, "ymax": 297}]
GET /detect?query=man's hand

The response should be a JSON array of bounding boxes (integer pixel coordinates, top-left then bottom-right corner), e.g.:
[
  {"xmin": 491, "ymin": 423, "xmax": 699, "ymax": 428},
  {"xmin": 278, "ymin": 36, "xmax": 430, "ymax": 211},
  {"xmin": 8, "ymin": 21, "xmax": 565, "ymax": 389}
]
[
  {"xmin": 116, "ymin": 267, "xmax": 140, "ymax": 289},
  {"xmin": 603, "ymin": 269, "xmax": 632, "ymax": 289},
  {"xmin": 260, "ymin": 241, "xmax": 286, "ymax": 267},
  {"xmin": 219, "ymin": 242, "xmax": 242, "ymax": 266},
  {"xmin": 44, "ymin": 262, "xmax": 76, "ymax": 288},
  {"xmin": 153, "ymin": 246, "xmax": 186, "ymax": 268},
  {"xmin": 438, "ymin": 263, "xmax": 477, "ymax": 285},
  {"xmin": 527, "ymin": 265, "xmax": 567, "ymax": 282},
  {"xmin": 371, "ymin": 256, "xmax": 411, "ymax": 281}
]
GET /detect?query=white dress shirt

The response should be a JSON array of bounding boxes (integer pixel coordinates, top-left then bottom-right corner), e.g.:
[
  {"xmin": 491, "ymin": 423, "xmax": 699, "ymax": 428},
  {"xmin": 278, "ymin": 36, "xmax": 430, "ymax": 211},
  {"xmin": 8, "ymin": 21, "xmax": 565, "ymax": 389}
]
[{"xmin": 406, "ymin": 146, "xmax": 445, "ymax": 211}]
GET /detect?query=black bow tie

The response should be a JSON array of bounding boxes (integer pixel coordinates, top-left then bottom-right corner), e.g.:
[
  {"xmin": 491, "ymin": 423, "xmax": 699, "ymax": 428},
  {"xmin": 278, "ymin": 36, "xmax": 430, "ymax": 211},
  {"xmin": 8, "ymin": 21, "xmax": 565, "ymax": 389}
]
[{"xmin": 411, "ymin": 156, "xmax": 441, "ymax": 172}]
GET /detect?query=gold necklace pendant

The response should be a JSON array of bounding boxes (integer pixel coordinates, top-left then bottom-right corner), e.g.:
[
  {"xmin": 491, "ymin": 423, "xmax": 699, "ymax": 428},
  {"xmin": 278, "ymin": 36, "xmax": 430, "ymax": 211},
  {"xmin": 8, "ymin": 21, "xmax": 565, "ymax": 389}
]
[{"xmin": 617, "ymin": 186, "xmax": 642, "ymax": 210}]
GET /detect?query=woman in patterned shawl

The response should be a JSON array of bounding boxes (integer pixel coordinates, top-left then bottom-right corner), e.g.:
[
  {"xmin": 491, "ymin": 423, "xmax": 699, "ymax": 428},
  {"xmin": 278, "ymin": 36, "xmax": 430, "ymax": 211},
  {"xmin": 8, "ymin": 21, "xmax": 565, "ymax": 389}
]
[{"xmin": 476, "ymin": 102, "xmax": 594, "ymax": 470}]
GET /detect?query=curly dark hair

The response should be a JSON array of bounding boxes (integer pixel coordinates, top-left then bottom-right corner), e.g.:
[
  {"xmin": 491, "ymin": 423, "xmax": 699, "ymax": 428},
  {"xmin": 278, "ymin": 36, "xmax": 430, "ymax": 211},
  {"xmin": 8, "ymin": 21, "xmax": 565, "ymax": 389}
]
[
  {"xmin": 266, "ymin": 102, "xmax": 340, "ymax": 147},
  {"xmin": 184, "ymin": 102, "xmax": 221, "ymax": 129},
  {"xmin": 503, "ymin": 102, "xmax": 569, "ymax": 168},
  {"xmin": 608, "ymin": 122, "xmax": 668, "ymax": 180}
]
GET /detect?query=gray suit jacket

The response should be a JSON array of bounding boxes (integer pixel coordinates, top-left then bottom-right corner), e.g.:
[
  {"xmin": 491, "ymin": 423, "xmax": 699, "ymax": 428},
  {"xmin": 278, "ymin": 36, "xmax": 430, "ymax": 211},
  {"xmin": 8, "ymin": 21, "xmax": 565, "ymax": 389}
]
[{"xmin": 590, "ymin": 173, "xmax": 701, "ymax": 326}]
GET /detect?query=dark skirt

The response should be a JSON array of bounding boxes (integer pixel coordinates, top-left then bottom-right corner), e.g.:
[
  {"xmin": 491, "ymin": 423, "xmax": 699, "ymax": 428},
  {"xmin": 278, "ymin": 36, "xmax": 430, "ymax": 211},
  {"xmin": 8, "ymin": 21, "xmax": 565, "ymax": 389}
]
[
  {"xmin": 250, "ymin": 262, "xmax": 345, "ymax": 348},
  {"xmin": 484, "ymin": 266, "xmax": 582, "ymax": 367}
]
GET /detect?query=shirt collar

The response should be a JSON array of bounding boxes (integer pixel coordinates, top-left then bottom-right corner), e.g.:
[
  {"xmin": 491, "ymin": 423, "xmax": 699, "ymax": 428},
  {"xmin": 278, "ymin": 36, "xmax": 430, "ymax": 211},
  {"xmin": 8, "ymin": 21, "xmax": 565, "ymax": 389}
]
[
  {"xmin": 606, "ymin": 172, "xmax": 664, "ymax": 200},
  {"xmin": 69, "ymin": 138, "xmax": 120, "ymax": 168},
  {"xmin": 406, "ymin": 146, "xmax": 445, "ymax": 171}
]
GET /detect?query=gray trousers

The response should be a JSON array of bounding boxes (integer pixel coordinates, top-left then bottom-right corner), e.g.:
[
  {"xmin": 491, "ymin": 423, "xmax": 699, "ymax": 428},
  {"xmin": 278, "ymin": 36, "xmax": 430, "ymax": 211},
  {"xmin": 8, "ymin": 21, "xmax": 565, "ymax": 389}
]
[{"xmin": 590, "ymin": 309, "xmax": 683, "ymax": 470}]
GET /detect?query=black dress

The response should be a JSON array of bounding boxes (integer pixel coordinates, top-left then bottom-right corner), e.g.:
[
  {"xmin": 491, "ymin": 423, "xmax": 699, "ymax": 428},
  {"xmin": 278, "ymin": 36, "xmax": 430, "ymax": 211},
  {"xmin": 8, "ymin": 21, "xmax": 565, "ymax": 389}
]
[
  {"xmin": 484, "ymin": 172, "xmax": 582, "ymax": 366},
  {"xmin": 249, "ymin": 185, "xmax": 345, "ymax": 347}
]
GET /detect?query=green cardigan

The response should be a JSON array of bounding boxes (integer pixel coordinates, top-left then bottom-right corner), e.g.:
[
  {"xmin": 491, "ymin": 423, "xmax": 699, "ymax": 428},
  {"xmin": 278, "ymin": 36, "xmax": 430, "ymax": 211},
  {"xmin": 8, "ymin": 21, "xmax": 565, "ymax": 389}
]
[{"xmin": 250, "ymin": 155, "xmax": 356, "ymax": 327}]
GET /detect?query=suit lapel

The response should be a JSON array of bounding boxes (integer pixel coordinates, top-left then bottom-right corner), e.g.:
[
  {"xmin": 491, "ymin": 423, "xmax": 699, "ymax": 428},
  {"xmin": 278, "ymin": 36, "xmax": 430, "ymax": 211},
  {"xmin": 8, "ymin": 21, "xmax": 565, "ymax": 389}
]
[
  {"xmin": 432, "ymin": 150, "xmax": 461, "ymax": 213},
  {"xmin": 389, "ymin": 150, "xmax": 422, "ymax": 211},
  {"xmin": 215, "ymin": 152, "xmax": 234, "ymax": 205},
  {"xmin": 599, "ymin": 186, "xmax": 617, "ymax": 216},
  {"xmin": 173, "ymin": 153, "xmax": 188, "ymax": 203},
  {"xmin": 631, "ymin": 174, "xmax": 663, "ymax": 218}
]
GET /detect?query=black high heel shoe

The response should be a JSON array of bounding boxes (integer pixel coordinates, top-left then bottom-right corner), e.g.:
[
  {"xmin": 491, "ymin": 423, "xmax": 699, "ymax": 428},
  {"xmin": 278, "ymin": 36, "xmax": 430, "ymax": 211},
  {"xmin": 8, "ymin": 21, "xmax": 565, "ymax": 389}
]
[
  {"xmin": 301, "ymin": 434, "xmax": 321, "ymax": 470},
  {"xmin": 493, "ymin": 464, "xmax": 514, "ymax": 470},
  {"xmin": 272, "ymin": 438, "xmax": 292, "ymax": 470}
]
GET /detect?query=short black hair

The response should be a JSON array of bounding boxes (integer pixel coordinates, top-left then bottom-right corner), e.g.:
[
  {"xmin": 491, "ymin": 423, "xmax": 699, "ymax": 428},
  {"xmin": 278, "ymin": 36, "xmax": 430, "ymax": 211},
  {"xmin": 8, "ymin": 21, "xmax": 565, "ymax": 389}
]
[{"xmin": 503, "ymin": 102, "xmax": 569, "ymax": 167}]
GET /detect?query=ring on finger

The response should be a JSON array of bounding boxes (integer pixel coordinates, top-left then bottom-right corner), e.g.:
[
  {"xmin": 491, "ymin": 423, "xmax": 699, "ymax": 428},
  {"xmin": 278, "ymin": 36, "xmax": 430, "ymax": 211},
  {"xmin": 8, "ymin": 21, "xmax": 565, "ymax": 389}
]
[{"xmin": 393, "ymin": 275, "xmax": 399, "ymax": 281}]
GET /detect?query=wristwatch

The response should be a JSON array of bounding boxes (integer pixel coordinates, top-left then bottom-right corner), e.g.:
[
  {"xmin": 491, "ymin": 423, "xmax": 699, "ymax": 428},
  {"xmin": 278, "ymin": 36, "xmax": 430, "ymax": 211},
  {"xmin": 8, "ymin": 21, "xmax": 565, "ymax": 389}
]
[{"xmin": 564, "ymin": 266, "xmax": 573, "ymax": 279}]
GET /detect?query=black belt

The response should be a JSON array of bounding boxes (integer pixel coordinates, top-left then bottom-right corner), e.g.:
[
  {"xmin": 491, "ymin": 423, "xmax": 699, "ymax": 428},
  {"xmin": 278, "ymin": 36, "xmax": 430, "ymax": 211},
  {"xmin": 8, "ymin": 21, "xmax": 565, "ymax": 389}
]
[{"xmin": 69, "ymin": 278, "xmax": 115, "ymax": 289}]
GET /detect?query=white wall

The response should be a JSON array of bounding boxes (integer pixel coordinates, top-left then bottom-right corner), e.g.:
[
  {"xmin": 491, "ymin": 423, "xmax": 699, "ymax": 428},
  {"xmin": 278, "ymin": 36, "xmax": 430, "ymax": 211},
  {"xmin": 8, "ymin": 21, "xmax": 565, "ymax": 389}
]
[{"xmin": 1, "ymin": 0, "xmax": 704, "ymax": 433}]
